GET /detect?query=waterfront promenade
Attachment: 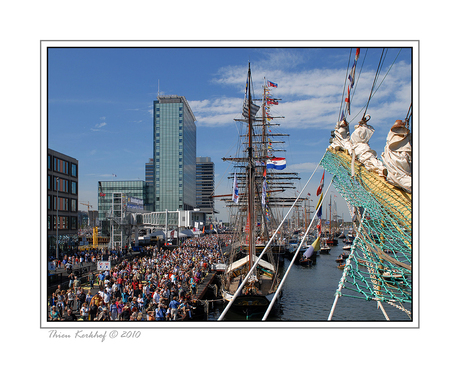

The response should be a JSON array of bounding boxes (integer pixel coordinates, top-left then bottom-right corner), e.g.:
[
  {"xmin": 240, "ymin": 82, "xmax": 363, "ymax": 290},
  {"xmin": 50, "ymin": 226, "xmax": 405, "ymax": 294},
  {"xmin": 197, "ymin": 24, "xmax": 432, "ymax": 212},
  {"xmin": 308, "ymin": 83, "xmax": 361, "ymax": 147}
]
[{"xmin": 47, "ymin": 234, "xmax": 229, "ymax": 322}]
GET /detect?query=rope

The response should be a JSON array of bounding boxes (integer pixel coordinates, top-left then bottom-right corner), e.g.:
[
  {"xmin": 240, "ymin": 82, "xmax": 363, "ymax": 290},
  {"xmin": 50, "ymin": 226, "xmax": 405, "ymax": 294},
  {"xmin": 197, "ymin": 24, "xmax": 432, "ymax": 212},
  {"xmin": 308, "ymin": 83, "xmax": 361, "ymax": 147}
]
[
  {"xmin": 321, "ymin": 149, "xmax": 412, "ymax": 313},
  {"xmin": 363, "ymin": 48, "xmax": 386, "ymax": 119}
]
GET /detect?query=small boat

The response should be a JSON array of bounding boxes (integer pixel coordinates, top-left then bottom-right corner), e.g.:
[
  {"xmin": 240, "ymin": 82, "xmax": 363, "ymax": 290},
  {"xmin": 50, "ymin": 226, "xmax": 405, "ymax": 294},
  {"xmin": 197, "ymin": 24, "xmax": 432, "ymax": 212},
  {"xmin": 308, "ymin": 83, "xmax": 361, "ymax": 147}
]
[
  {"xmin": 299, "ymin": 256, "xmax": 313, "ymax": 267},
  {"xmin": 299, "ymin": 245, "xmax": 315, "ymax": 266},
  {"xmin": 326, "ymin": 238, "xmax": 338, "ymax": 246},
  {"xmin": 335, "ymin": 252, "xmax": 349, "ymax": 263},
  {"xmin": 342, "ymin": 245, "xmax": 351, "ymax": 251},
  {"xmin": 320, "ymin": 245, "xmax": 331, "ymax": 254}
]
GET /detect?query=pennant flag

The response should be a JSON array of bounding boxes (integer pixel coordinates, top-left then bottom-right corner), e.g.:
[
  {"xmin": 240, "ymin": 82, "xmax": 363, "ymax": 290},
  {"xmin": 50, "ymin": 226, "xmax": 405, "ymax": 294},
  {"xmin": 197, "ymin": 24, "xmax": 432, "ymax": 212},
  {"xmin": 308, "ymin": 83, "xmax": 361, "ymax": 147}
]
[
  {"xmin": 312, "ymin": 236, "xmax": 322, "ymax": 252},
  {"xmin": 268, "ymin": 80, "xmax": 278, "ymax": 88},
  {"xmin": 232, "ymin": 172, "xmax": 239, "ymax": 203},
  {"xmin": 348, "ymin": 61, "xmax": 357, "ymax": 88},
  {"xmin": 345, "ymin": 85, "xmax": 351, "ymax": 115},
  {"xmin": 267, "ymin": 157, "xmax": 286, "ymax": 170},
  {"xmin": 317, "ymin": 170, "xmax": 325, "ymax": 196},
  {"xmin": 266, "ymin": 98, "xmax": 278, "ymax": 105},
  {"xmin": 262, "ymin": 168, "xmax": 267, "ymax": 207},
  {"xmin": 316, "ymin": 193, "xmax": 323, "ymax": 219},
  {"xmin": 345, "ymin": 48, "xmax": 360, "ymax": 115}
]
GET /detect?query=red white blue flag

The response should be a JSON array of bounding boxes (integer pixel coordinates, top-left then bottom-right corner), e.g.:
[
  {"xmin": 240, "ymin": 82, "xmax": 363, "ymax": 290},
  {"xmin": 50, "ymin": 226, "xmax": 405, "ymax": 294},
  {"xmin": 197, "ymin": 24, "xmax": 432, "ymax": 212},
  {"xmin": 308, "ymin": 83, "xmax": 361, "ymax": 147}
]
[
  {"xmin": 317, "ymin": 170, "xmax": 325, "ymax": 196},
  {"xmin": 268, "ymin": 80, "xmax": 278, "ymax": 88},
  {"xmin": 232, "ymin": 172, "xmax": 239, "ymax": 203},
  {"xmin": 267, "ymin": 157, "xmax": 286, "ymax": 170}
]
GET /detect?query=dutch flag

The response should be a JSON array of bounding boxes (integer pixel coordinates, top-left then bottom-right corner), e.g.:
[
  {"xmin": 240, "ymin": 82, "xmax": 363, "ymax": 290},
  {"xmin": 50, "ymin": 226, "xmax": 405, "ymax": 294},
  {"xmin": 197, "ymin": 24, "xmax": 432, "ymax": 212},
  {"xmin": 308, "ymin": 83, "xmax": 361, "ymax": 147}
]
[{"xmin": 266, "ymin": 158, "xmax": 286, "ymax": 170}]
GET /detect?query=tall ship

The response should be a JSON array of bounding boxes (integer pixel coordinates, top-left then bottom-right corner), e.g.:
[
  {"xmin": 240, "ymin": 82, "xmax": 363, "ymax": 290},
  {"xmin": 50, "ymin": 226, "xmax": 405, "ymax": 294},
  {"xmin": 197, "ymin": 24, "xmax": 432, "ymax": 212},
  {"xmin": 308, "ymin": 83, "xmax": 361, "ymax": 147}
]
[
  {"xmin": 218, "ymin": 63, "xmax": 299, "ymax": 318},
  {"xmin": 324, "ymin": 48, "xmax": 413, "ymax": 320}
]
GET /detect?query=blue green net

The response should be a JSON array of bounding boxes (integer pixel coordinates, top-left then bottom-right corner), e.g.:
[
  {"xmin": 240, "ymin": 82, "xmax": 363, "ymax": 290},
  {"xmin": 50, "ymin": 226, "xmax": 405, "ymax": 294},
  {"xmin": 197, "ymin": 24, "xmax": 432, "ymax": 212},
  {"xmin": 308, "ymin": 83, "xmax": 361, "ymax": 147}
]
[{"xmin": 320, "ymin": 149, "xmax": 412, "ymax": 315}]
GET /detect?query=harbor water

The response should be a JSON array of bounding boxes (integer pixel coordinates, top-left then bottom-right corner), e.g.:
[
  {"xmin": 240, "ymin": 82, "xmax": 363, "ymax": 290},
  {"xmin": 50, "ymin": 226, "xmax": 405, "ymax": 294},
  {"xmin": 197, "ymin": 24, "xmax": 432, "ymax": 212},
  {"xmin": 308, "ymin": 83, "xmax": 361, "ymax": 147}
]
[{"xmin": 206, "ymin": 238, "xmax": 412, "ymax": 322}]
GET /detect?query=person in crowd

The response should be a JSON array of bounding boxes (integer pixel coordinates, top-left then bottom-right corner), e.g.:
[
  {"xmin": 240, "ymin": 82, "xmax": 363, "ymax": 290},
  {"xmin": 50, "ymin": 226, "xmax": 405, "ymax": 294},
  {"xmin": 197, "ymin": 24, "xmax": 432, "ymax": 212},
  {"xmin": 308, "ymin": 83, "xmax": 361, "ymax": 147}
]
[
  {"xmin": 80, "ymin": 302, "xmax": 89, "ymax": 321},
  {"xmin": 49, "ymin": 306, "xmax": 60, "ymax": 320},
  {"xmin": 62, "ymin": 308, "xmax": 77, "ymax": 321}
]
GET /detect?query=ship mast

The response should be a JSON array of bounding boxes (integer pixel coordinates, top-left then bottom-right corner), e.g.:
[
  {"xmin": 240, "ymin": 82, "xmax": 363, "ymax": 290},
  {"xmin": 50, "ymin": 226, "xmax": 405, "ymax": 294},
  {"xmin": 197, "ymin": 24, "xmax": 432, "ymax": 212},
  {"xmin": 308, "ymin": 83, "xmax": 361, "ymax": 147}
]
[{"xmin": 247, "ymin": 63, "xmax": 255, "ymax": 271}]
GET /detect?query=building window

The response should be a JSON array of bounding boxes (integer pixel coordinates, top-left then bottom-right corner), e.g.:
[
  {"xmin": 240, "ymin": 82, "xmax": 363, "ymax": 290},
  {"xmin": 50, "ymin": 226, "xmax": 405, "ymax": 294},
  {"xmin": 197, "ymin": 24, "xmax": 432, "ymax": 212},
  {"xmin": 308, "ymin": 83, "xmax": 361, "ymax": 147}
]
[
  {"xmin": 71, "ymin": 163, "xmax": 77, "ymax": 177},
  {"xmin": 71, "ymin": 181, "xmax": 77, "ymax": 194},
  {"xmin": 71, "ymin": 199, "xmax": 77, "ymax": 212},
  {"xmin": 54, "ymin": 158, "xmax": 68, "ymax": 174}
]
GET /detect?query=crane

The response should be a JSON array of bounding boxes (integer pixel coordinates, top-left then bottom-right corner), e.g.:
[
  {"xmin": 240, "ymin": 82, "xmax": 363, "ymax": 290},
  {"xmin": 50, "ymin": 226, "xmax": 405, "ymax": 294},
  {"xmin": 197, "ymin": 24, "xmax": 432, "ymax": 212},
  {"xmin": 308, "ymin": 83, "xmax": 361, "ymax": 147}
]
[{"xmin": 80, "ymin": 201, "xmax": 92, "ymax": 228}]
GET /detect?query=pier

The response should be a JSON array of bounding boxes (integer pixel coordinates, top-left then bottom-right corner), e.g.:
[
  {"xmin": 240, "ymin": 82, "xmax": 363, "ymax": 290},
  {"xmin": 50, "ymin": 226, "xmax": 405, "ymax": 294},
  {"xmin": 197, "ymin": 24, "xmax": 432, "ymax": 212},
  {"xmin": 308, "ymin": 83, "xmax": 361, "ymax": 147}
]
[{"xmin": 196, "ymin": 271, "xmax": 217, "ymax": 300}]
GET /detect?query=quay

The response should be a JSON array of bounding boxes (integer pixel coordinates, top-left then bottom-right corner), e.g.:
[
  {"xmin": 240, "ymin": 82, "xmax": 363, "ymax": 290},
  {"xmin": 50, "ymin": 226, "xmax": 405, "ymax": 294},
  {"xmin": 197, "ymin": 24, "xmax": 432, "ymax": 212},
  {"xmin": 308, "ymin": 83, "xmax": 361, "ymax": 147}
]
[
  {"xmin": 196, "ymin": 271, "xmax": 216, "ymax": 300},
  {"xmin": 47, "ymin": 235, "xmax": 228, "ymax": 321}
]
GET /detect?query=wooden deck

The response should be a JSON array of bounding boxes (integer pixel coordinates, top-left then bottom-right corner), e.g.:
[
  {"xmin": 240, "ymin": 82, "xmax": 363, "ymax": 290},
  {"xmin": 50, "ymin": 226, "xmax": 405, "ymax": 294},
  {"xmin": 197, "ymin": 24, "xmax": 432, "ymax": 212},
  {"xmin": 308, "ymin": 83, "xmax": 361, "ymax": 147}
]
[
  {"xmin": 228, "ymin": 274, "xmax": 273, "ymax": 295},
  {"xmin": 196, "ymin": 272, "xmax": 216, "ymax": 300}
]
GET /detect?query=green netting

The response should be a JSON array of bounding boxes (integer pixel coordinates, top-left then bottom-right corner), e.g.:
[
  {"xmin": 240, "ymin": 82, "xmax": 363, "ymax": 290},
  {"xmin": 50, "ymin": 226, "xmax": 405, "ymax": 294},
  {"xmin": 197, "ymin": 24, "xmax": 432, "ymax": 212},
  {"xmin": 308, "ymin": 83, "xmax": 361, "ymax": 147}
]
[{"xmin": 321, "ymin": 150, "xmax": 412, "ymax": 314}]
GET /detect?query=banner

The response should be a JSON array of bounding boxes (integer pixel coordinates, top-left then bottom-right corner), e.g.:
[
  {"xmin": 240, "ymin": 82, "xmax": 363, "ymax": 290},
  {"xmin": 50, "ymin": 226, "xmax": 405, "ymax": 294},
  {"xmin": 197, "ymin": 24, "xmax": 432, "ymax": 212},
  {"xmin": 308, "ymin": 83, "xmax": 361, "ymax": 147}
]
[{"xmin": 97, "ymin": 261, "xmax": 111, "ymax": 271}]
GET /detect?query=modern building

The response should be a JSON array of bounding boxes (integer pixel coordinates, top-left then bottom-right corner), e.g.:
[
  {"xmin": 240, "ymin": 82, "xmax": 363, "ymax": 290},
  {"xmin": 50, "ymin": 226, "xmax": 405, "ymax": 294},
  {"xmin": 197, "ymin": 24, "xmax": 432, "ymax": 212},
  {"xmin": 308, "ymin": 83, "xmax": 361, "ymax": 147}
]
[
  {"xmin": 47, "ymin": 148, "xmax": 79, "ymax": 255},
  {"xmin": 196, "ymin": 156, "xmax": 215, "ymax": 222},
  {"xmin": 97, "ymin": 180, "xmax": 146, "ymax": 237},
  {"xmin": 153, "ymin": 95, "xmax": 196, "ymax": 212},
  {"xmin": 145, "ymin": 158, "xmax": 155, "ymax": 211}
]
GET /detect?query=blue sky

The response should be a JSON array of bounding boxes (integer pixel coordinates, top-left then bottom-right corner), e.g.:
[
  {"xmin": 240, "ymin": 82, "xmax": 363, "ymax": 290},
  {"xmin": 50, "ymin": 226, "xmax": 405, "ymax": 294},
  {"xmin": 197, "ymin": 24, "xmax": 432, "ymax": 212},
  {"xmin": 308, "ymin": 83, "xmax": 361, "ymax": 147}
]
[{"xmin": 46, "ymin": 44, "xmax": 413, "ymax": 222}]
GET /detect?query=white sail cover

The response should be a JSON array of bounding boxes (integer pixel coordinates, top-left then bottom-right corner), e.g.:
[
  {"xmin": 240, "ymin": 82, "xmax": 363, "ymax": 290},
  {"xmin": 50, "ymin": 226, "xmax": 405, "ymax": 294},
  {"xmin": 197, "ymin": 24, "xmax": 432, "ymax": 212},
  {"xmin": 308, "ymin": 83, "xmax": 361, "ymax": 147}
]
[
  {"xmin": 226, "ymin": 254, "xmax": 275, "ymax": 273},
  {"xmin": 381, "ymin": 120, "xmax": 412, "ymax": 192},
  {"xmin": 330, "ymin": 119, "xmax": 353, "ymax": 151},
  {"xmin": 303, "ymin": 245, "xmax": 315, "ymax": 258},
  {"xmin": 349, "ymin": 121, "xmax": 386, "ymax": 176}
]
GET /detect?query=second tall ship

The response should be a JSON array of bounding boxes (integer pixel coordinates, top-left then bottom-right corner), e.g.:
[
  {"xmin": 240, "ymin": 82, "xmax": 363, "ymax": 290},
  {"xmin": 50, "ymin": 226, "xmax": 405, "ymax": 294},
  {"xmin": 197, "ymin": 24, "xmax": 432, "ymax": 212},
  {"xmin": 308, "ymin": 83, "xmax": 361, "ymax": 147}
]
[{"xmin": 219, "ymin": 63, "xmax": 300, "ymax": 319}]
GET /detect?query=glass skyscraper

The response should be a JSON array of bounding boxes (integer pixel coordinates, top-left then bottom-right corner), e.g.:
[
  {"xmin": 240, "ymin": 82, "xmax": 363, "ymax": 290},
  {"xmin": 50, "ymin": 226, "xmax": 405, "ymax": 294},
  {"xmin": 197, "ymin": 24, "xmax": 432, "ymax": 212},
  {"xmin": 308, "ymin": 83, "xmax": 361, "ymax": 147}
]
[
  {"xmin": 153, "ymin": 95, "xmax": 196, "ymax": 211},
  {"xmin": 196, "ymin": 156, "xmax": 215, "ymax": 221}
]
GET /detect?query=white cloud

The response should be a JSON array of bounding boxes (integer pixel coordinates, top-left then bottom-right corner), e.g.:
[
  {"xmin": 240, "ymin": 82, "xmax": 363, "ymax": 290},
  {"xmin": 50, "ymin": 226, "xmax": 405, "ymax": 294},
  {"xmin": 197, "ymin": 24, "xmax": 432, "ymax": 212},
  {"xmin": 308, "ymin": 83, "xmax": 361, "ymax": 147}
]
[
  {"xmin": 192, "ymin": 57, "xmax": 411, "ymax": 131},
  {"xmin": 91, "ymin": 121, "xmax": 107, "ymax": 131}
]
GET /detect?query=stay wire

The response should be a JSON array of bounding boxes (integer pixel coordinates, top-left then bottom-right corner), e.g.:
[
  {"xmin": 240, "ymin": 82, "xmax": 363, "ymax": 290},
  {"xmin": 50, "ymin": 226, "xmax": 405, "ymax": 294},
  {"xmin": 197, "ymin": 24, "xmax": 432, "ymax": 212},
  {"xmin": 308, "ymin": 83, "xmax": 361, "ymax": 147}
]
[
  {"xmin": 363, "ymin": 48, "xmax": 387, "ymax": 119},
  {"xmin": 338, "ymin": 48, "xmax": 353, "ymax": 123}
]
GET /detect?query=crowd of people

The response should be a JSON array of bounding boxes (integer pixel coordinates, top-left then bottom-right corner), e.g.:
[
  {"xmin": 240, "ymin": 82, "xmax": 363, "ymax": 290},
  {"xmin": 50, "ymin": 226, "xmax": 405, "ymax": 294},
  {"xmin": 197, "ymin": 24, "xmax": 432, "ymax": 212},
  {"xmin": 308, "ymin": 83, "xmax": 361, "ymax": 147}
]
[
  {"xmin": 49, "ymin": 248, "xmax": 126, "ymax": 273},
  {"xmin": 48, "ymin": 234, "xmax": 228, "ymax": 322}
]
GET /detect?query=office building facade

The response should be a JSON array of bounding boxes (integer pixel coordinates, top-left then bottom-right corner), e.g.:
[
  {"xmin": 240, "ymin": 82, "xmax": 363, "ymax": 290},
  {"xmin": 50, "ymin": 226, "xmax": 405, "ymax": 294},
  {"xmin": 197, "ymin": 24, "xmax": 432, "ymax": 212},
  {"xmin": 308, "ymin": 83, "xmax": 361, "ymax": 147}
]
[
  {"xmin": 97, "ymin": 180, "xmax": 146, "ymax": 236},
  {"xmin": 153, "ymin": 95, "xmax": 196, "ymax": 212},
  {"xmin": 47, "ymin": 148, "xmax": 79, "ymax": 254},
  {"xmin": 196, "ymin": 157, "xmax": 215, "ymax": 221},
  {"xmin": 145, "ymin": 158, "xmax": 155, "ymax": 211}
]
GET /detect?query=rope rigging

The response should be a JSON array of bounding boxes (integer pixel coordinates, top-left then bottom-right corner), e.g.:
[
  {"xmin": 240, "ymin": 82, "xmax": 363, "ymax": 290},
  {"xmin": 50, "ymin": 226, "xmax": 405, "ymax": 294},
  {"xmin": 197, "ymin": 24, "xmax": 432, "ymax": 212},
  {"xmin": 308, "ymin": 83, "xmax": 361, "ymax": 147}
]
[{"xmin": 321, "ymin": 149, "xmax": 412, "ymax": 317}]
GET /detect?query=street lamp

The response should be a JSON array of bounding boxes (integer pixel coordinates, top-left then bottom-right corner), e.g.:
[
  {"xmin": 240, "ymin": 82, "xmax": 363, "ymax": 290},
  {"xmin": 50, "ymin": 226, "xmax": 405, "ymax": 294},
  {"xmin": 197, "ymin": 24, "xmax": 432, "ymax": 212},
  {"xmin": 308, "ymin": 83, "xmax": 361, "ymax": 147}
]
[{"xmin": 56, "ymin": 176, "xmax": 59, "ymax": 260}]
